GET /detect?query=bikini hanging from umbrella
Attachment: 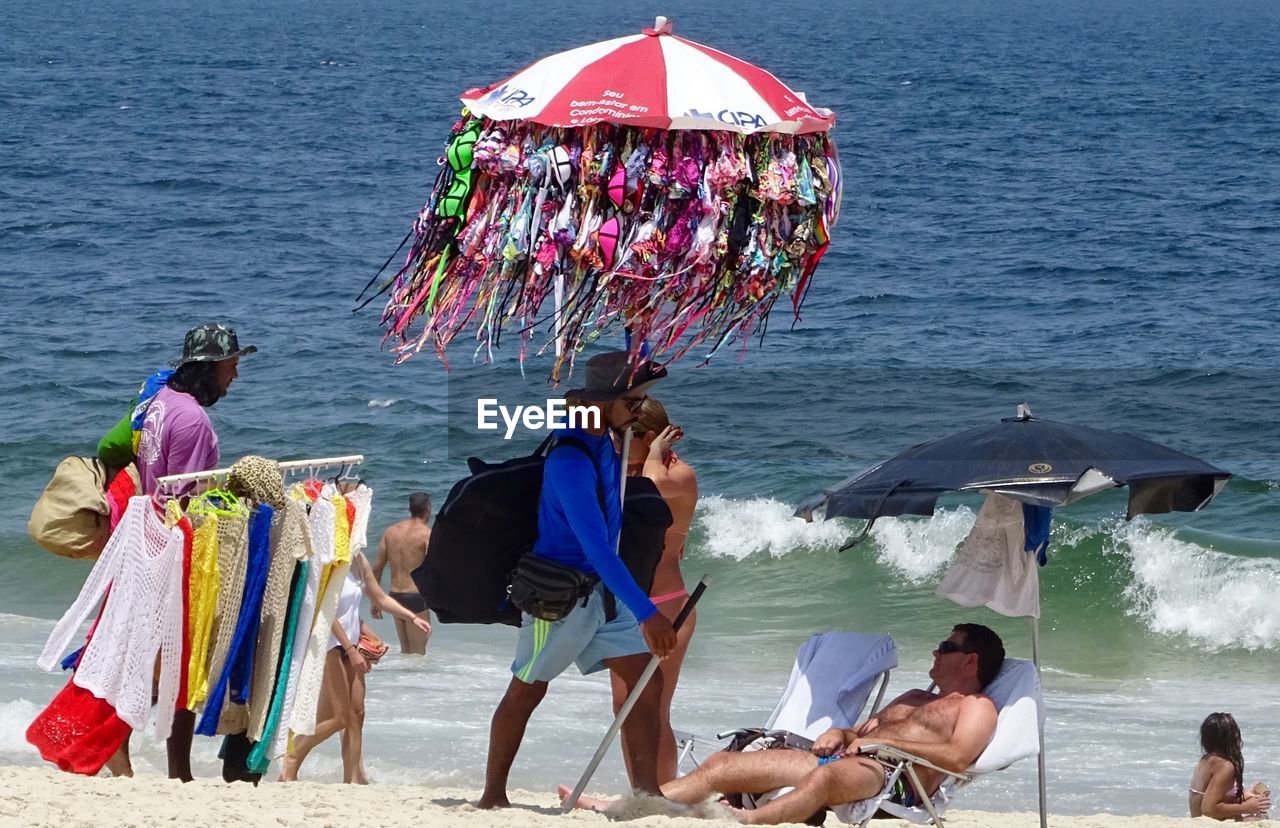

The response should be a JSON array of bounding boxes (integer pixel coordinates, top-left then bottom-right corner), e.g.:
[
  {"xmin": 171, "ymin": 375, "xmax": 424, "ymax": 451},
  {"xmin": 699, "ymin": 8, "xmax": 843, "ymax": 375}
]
[{"xmin": 365, "ymin": 17, "xmax": 843, "ymax": 380}]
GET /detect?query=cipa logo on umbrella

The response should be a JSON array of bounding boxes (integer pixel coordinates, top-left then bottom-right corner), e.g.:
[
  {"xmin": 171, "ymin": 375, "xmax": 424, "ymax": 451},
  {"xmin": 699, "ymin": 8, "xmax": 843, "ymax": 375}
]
[
  {"xmin": 480, "ymin": 84, "xmax": 537, "ymax": 109},
  {"xmin": 684, "ymin": 108, "xmax": 768, "ymax": 130}
]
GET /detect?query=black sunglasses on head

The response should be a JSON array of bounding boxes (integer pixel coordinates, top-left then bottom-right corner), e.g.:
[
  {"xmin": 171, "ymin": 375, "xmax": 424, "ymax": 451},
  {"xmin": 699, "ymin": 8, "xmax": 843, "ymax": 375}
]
[{"xmin": 937, "ymin": 640, "xmax": 970, "ymax": 654}]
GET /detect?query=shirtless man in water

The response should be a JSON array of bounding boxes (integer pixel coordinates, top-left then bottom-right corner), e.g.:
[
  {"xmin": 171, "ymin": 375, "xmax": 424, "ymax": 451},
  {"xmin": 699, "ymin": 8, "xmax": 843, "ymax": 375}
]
[
  {"xmin": 564, "ymin": 623, "xmax": 1003, "ymax": 825},
  {"xmin": 371, "ymin": 492, "xmax": 432, "ymax": 654}
]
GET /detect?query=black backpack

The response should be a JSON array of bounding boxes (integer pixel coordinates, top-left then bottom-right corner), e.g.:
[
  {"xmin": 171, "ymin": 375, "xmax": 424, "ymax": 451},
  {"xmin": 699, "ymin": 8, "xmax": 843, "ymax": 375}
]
[
  {"xmin": 413, "ymin": 435, "xmax": 673, "ymax": 626},
  {"xmin": 413, "ymin": 436, "xmax": 590, "ymax": 626}
]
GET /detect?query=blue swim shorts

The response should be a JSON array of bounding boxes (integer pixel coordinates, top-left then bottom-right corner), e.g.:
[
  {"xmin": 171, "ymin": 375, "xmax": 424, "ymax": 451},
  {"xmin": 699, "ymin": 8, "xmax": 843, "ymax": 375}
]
[{"xmin": 512, "ymin": 584, "xmax": 648, "ymax": 683}]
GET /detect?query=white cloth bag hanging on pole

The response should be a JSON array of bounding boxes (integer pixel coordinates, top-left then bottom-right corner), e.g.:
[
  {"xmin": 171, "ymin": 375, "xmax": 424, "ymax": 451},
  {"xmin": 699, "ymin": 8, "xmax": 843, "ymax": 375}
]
[{"xmin": 936, "ymin": 492, "xmax": 1040, "ymax": 619}]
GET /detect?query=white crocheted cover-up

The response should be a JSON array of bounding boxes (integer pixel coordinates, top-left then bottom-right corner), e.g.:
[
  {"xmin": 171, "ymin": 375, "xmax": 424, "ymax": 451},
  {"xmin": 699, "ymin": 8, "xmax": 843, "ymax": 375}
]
[
  {"xmin": 311, "ymin": 491, "xmax": 337, "ymax": 569},
  {"xmin": 346, "ymin": 483, "xmax": 373, "ymax": 553},
  {"xmin": 202, "ymin": 514, "xmax": 250, "ymax": 703},
  {"xmin": 283, "ymin": 495, "xmax": 340, "ymax": 739},
  {"xmin": 242, "ymin": 498, "xmax": 312, "ymax": 740},
  {"xmin": 39, "ymin": 497, "xmax": 185, "ymax": 739}
]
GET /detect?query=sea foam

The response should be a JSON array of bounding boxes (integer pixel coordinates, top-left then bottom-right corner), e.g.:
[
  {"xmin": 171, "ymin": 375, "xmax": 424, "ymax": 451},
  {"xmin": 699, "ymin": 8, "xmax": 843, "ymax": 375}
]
[
  {"xmin": 694, "ymin": 496, "xmax": 1280, "ymax": 651},
  {"xmin": 696, "ymin": 495, "xmax": 976, "ymax": 580},
  {"xmin": 867, "ymin": 507, "xmax": 976, "ymax": 583},
  {"xmin": 695, "ymin": 496, "xmax": 851, "ymax": 560},
  {"xmin": 0, "ymin": 699, "xmax": 40, "ymax": 757},
  {"xmin": 1117, "ymin": 520, "xmax": 1280, "ymax": 651}
]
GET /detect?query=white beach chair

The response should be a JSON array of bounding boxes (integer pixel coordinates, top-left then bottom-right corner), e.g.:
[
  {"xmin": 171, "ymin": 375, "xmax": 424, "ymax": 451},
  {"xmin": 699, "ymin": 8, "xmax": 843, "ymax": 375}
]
[
  {"xmin": 675, "ymin": 632, "xmax": 897, "ymax": 772},
  {"xmin": 832, "ymin": 657, "xmax": 1044, "ymax": 827}
]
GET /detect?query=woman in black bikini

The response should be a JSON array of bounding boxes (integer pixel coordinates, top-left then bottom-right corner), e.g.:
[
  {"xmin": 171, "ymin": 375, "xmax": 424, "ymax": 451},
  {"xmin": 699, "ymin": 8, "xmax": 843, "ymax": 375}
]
[{"xmin": 610, "ymin": 397, "xmax": 699, "ymax": 784}]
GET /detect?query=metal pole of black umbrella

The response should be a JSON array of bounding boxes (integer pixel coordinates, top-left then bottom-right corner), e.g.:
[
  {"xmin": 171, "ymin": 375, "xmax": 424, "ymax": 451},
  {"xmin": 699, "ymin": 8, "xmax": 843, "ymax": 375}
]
[
  {"xmin": 1031, "ymin": 616, "xmax": 1049, "ymax": 828},
  {"xmin": 561, "ymin": 577, "xmax": 709, "ymax": 814}
]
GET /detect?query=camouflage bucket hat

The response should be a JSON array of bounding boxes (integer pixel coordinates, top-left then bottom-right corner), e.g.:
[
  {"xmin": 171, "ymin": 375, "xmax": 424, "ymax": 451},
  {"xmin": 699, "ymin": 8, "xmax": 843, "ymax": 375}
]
[{"xmin": 171, "ymin": 323, "xmax": 257, "ymax": 368}]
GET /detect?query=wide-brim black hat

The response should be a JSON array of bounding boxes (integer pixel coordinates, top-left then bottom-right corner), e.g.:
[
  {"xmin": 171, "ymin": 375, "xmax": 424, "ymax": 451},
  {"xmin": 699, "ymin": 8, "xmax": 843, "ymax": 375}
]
[{"xmin": 566, "ymin": 351, "xmax": 667, "ymax": 401}]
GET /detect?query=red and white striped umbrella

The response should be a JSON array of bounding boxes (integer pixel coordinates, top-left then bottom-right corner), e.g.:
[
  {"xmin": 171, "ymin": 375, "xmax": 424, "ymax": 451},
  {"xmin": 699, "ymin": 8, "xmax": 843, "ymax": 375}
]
[{"xmin": 460, "ymin": 17, "xmax": 834, "ymax": 135}]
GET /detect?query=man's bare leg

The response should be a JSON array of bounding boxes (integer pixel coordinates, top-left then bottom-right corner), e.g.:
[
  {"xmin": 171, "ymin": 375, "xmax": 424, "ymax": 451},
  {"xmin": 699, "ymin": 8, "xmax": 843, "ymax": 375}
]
[
  {"xmin": 478, "ymin": 677, "xmax": 548, "ymax": 809},
  {"xmin": 558, "ymin": 752, "xmax": 839, "ymax": 824},
  {"xmin": 661, "ymin": 749, "xmax": 821, "ymax": 804},
  {"xmin": 394, "ymin": 611, "xmax": 430, "ymax": 655},
  {"xmin": 393, "ymin": 617, "xmax": 411, "ymax": 654},
  {"xmin": 731, "ymin": 758, "xmax": 887, "ymax": 825},
  {"xmin": 104, "ymin": 737, "xmax": 133, "ymax": 778},
  {"xmin": 604, "ymin": 653, "xmax": 665, "ymax": 795},
  {"xmin": 166, "ymin": 708, "xmax": 196, "ymax": 781}
]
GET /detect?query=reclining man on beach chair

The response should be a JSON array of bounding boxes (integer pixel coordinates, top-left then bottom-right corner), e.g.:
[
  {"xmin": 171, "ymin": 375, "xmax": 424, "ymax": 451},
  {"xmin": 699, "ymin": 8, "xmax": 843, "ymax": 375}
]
[{"xmin": 564, "ymin": 623, "xmax": 1004, "ymax": 826}]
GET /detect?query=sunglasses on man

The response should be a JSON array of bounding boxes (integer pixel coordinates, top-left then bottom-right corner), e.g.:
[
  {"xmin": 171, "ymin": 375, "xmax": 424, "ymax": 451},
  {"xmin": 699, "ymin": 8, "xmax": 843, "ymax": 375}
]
[
  {"xmin": 936, "ymin": 640, "xmax": 971, "ymax": 655},
  {"xmin": 621, "ymin": 395, "xmax": 647, "ymax": 413}
]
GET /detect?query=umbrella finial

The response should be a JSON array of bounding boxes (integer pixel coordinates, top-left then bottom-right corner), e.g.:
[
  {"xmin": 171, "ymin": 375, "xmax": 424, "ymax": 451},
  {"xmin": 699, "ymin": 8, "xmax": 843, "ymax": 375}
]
[
  {"xmin": 645, "ymin": 16, "xmax": 674, "ymax": 36},
  {"xmin": 1016, "ymin": 403, "xmax": 1034, "ymax": 420}
]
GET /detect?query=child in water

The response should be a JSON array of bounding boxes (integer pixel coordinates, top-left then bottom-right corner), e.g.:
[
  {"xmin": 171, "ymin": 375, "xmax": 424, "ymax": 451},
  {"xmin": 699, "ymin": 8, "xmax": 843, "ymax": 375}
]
[{"xmin": 1189, "ymin": 712, "xmax": 1270, "ymax": 821}]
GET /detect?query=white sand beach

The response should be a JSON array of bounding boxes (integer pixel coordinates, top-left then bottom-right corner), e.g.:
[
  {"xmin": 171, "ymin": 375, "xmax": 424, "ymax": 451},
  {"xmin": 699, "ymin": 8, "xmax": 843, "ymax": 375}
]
[{"xmin": 0, "ymin": 767, "xmax": 1269, "ymax": 828}]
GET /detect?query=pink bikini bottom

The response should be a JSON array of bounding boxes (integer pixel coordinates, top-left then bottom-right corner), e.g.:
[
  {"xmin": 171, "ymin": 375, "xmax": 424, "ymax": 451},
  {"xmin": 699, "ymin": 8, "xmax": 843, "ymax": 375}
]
[{"xmin": 651, "ymin": 588, "xmax": 689, "ymax": 606}]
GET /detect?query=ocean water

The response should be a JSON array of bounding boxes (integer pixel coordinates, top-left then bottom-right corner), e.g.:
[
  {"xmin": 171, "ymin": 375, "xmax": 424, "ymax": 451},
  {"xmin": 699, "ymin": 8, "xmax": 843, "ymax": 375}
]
[{"xmin": 3, "ymin": 0, "xmax": 1280, "ymax": 817}]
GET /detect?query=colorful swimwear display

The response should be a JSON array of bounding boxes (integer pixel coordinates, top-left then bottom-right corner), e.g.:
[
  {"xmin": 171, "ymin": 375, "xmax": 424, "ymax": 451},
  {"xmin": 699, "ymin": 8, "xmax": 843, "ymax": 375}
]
[
  {"xmin": 31, "ymin": 468, "xmax": 372, "ymax": 778},
  {"xmin": 376, "ymin": 115, "xmax": 841, "ymax": 379},
  {"xmin": 185, "ymin": 513, "xmax": 222, "ymax": 708},
  {"xmin": 246, "ymin": 560, "xmax": 309, "ymax": 774},
  {"xmin": 245, "ymin": 497, "xmax": 310, "ymax": 741},
  {"xmin": 198, "ymin": 504, "xmax": 273, "ymax": 737}
]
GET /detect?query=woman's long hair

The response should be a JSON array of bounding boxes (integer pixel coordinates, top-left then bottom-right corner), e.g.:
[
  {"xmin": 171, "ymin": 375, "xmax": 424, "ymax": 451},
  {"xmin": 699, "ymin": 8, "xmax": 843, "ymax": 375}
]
[
  {"xmin": 168, "ymin": 361, "xmax": 223, "ymax": 407},
  {"xmin": 1200, "ymin": 712, "xmax": 1245, "ymax": 802}
]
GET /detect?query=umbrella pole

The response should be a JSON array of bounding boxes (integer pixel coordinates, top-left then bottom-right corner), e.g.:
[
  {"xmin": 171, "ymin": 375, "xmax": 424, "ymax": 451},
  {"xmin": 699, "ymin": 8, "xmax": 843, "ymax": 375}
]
[
  {"xmin": 619, "ymin": 428, "xmax": 631, "ymax": 505},
  {"xmin": 1031, "ymin": 616, "xmax": 1048, "ymax": 828}
]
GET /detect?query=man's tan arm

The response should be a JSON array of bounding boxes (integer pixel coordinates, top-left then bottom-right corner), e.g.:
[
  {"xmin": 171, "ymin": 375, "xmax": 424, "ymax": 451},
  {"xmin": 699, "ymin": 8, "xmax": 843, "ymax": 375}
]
[{"xmin": 855, "ymin": 696, "xmax": 998, "ymax": 773}]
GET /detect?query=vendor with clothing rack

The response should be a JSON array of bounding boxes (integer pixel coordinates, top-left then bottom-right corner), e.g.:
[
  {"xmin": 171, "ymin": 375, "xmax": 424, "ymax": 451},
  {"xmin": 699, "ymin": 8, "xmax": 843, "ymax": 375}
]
[{"xmin": 119, "ymin": 322, "xmax": 255, "ymax": 781}]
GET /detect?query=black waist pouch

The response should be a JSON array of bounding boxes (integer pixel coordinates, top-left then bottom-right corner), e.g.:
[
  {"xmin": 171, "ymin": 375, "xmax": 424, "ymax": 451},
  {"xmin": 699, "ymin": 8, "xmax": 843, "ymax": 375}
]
[{"xmin": 508, "ymin": 555, "xmax": 599, "ymax": 622}]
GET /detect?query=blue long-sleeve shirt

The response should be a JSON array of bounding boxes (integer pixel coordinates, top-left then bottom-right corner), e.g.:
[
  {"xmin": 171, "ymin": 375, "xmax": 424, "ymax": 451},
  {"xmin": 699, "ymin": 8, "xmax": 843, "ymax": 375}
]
[{"xmin": 532, "ymin": 427, "xmax": 657, "ymax": 622}]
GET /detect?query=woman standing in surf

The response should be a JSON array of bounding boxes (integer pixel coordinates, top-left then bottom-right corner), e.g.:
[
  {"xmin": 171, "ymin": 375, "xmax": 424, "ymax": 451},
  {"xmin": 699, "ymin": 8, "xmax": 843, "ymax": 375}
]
[{"xmin": 614, "ymin": 397, "xmax": 699, "ymax": 784}]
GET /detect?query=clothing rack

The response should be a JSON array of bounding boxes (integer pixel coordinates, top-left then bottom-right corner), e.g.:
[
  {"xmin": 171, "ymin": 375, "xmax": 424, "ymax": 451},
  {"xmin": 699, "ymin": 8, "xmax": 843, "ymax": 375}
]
[{"xmin": 155, "ymin": 454, "xmax": 365, "ymax": 487}]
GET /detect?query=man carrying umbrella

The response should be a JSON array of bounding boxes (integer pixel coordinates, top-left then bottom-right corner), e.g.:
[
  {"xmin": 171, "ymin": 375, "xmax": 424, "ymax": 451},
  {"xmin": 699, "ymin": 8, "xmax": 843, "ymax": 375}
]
[{"xmin": 478, "ymin": 351, "xmax": 678, "ymax": 809}]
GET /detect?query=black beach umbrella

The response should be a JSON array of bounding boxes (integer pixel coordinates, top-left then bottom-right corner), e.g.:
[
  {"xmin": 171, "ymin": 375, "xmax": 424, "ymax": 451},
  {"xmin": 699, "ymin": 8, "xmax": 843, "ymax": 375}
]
[
  {"xmin": 795, "ymin": 403, "xmax": 1230, "ymax": 828},
  {"xmin": 795, "ymin": 404, "xmax": 1230, "ymax": 529}
]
